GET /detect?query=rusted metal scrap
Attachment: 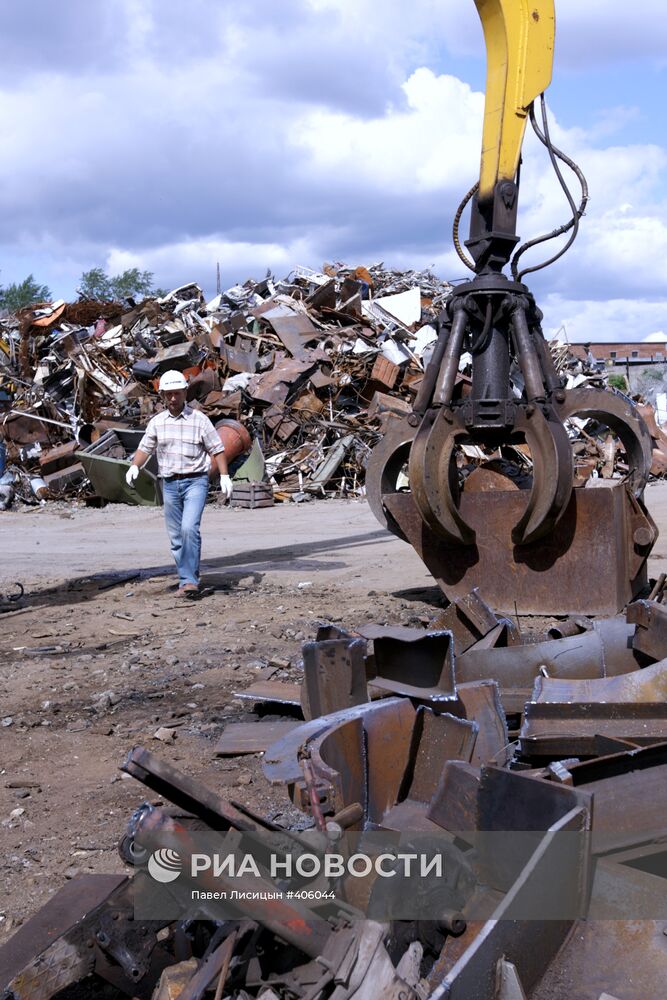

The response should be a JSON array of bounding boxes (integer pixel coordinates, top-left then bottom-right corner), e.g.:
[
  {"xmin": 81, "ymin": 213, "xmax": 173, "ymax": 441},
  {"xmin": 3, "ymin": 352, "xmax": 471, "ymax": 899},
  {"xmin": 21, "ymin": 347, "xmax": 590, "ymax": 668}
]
[
  {"xmin": 260, "ymin": 701, "xmax": 667, "ymax": 999},
  {"xmin": 627, "ymin": 597, "xmax": 667, "ymax": 660},
  {"xmin": 4, "ymin": 588, "xmax": 667, "ymax": 1000},
  {"xmin": 4, "ymin": 589, "xmax": 667, "ymax": 999},
  {"xmin": 519, "ymin": 659, "xmax": 667, "ymax": 756},
  {"xmin": 1, "ymin": 742, "xmax": 455, "ymax": 1000},
  {"xmin": 0, "ymin": 874, "xmax": 172, "ymax": 1000},
  {"xmin": 300, "ymin": 599, "xmax": 513, "ymax": 722},
  {"xmin": 299, "ymin": 610, "xmax": 643, "ymax": 720},
  {"xmin": 0, "ymin": 264, "xmax": 457, "ymax": 507},
  {"xmin": 2, "ymin": 261, "xmax": 657, "ymax": 512}
]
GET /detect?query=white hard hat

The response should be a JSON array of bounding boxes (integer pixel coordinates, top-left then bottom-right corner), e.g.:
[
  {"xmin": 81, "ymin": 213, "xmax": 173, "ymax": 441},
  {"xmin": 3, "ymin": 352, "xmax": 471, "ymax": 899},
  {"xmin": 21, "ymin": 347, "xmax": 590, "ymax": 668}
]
[{"xmin": 158, "ymin": 370, "xmax": 188, "ymax": 391}]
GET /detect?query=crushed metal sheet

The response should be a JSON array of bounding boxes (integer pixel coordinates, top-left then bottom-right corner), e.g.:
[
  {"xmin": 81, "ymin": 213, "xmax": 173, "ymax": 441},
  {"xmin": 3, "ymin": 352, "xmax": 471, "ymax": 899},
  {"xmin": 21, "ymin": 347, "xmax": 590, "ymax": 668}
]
[
  {"xmin": 234, "ymin": 680, "xmax": 303, "ymax": 707},
  {"xmin": 214, "ymin": 720, "xmax": 301, "ymax": 756}
]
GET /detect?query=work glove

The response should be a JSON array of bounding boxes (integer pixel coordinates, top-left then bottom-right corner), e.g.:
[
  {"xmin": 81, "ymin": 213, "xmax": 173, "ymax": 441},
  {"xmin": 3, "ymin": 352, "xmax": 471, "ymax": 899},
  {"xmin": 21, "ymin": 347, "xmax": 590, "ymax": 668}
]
[
  {"xmin": 219, "ymin": 475, "xmax": 233, "ymax": 502},
  {"xmin": 125, "ymin": 465, "xmax": 139, "ymax": 488}
]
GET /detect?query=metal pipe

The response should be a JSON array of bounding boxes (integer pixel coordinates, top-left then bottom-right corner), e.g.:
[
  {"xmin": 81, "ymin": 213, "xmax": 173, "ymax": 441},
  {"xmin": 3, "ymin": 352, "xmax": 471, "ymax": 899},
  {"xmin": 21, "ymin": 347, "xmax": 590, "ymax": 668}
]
[
  {"xmin": 438, "ymin": 910, "xmax": 467, "ymax": 936},
  {"xmin": 510, "ymin": 306, "xmax": 546, "ymax": 401},
  {"xmin": 412, "ymin": 321, "xmax": 451, "ymax": 415},
  {"xmin": 5, "ymin": 409, "xmax": 76, "ymax": 433},
  {"xmin": 433, "ymin": 307, "xmax": 468, "ymax": 406},
  {"xmin": 471, "ymin": 324, "xmax": 510, "ymax": 402},
  {"xmin": 532, "ymin": 327, "xmax": 563, "ymax": 394}
]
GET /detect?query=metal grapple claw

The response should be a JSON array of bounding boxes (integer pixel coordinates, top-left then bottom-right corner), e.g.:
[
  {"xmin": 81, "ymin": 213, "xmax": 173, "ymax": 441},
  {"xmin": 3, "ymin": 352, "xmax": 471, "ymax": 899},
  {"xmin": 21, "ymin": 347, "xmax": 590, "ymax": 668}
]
[
  {"xmin": 405, "ymin": 401, "xmax": 573, "ymax": 548},
  {"xmin": 363, "ymin": 0, "xmax": 656, "ymax": 614},
  {"xmin": 509, "ymin": 403, "xmax": 573, "ymax": 545},
  {"xmin": 554, "ymin": 386, "xmax": 652, "ymax": 497},
  {"xmin": 365, "ymin": 417, "xmax": 417, "ymax": 541},
  {"xmin": 408, "ymin": 407, "xmax": 475, "ymax": 546}
]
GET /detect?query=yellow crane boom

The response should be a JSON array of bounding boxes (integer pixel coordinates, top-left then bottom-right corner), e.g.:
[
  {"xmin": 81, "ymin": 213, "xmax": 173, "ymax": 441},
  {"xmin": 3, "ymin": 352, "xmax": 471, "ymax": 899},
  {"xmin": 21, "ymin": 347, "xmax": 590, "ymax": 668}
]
[{"xmin": 475, "ymin": 0, "xmax": 555, "ymax": 201}]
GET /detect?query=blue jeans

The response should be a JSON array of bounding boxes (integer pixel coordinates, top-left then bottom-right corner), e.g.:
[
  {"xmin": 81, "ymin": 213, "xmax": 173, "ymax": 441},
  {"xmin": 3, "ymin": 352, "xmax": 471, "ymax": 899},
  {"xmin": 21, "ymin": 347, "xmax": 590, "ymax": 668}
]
[{"xmin": 162, "ymin": 474, "xmax": 209, "ymax": 587}]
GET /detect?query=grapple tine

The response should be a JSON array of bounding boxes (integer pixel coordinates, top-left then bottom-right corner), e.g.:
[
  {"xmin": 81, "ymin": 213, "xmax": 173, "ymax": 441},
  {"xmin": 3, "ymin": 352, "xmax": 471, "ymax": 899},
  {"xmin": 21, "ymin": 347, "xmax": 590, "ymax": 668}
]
[
  {"xmin": 405, "ymin": 402, "xmax": 573, "ymax": 549},
  {"xmin": 365, "ymin": 417, "xmax": 417, "ymax": 541},
  {"xmin": 409, "ymin": 407, "xmax": 476, "ymax": 546},
  {"xmin": 555, "ymin": 387, "xmax": 652, "ymax": 497},
  {"xmin": 510, "ymin": 404, "xmax": 573, "ymax": 546}
]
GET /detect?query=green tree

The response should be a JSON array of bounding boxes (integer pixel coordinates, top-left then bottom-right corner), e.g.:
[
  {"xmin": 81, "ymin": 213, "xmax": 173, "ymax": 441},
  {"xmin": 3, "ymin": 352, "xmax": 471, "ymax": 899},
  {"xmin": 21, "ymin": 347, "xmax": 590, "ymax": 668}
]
[
  {"xmin": 77, "ymin": 266, "xmax": 112, "ymax": 300},
  {"xmin": 0, "ymin": 274, "xmax": 51, "ymax": 312},
  {"xmin": 109, "ymin": 267, "xmax": 156, "ymax": 299},
  {"xmin": 608, "ymin": 373, "xmax": 628, "ymax": 392},
  {"xmin": 78, "ymin": 266, "xmax": 160, "ymax": 301}
]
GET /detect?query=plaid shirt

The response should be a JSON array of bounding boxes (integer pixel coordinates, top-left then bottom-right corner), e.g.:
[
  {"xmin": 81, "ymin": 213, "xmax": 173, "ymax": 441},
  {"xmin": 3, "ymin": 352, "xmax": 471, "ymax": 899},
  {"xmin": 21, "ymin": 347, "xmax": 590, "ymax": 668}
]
[{"xmin": 138, "ymin": 405, "xmax": 224, "ymax": 477}]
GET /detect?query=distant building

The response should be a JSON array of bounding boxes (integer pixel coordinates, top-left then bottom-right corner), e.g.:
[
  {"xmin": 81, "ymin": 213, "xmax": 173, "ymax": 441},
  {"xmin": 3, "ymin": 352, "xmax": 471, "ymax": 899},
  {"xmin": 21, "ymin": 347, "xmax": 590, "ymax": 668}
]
[{"xmin": 568, "ymin": 342, "xmax": 667, "ymax": 365}]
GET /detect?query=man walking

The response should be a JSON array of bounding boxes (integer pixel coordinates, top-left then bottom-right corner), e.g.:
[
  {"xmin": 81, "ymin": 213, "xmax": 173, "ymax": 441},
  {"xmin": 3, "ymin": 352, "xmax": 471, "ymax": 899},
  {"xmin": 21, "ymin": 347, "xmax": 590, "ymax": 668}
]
[{"xmin": 126, "ymin": 370, "xmax": 233, "ymax": 597}]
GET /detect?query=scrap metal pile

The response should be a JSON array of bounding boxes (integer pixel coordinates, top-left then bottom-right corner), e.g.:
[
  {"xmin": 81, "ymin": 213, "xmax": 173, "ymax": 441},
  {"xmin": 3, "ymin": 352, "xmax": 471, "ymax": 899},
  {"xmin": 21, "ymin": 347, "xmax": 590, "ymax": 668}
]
[
  {"xmin": 3, "ymin": 587, "xmax": 667, "ymax": 999},
  {"xmin": 0, "ymin": 265, "xmax": 454, "ymax": 507},
  {"xmin": 0, "ymin": 266, "xmax": 647, "ymax": 510}
]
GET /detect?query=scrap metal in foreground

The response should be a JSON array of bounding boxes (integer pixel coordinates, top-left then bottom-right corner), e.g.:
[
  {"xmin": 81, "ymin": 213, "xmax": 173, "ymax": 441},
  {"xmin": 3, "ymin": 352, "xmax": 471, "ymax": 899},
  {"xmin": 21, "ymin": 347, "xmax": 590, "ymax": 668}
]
[{"xmin": 3, "ymin": 594, "xmax": 667, "ymax": 1000}]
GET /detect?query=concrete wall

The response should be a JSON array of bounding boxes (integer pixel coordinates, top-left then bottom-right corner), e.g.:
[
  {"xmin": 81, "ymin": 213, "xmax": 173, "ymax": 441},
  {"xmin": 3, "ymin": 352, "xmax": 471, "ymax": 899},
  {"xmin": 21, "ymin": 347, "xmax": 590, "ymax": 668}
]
[{"xmin": 609, "ymin": 361, "xmax": 667, "ymax": 411}]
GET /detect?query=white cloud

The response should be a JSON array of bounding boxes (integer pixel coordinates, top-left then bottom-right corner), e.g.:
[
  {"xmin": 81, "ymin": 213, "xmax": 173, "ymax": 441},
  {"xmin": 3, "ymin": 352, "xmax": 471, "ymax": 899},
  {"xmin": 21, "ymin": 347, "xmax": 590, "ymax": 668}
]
[
  {"xmin": 299, "ymin": 0, "xmax": 667, "ymax": 67},
  {"xmin": 293, "ymin": 69, "xmax": 483, "ymax": 193},
  {"xmin": 299, "ymin": 0, "xmax": 667, "ymax": 66},
  {"xmin": 542, "ymin": 293, "xmax": 667, "ymax": 343},
  {"xmin": 0, "ymin": 0, "xmax": 663, "ymax": 345},
  {"xmin": 106, "ymin": 235, "xmax": 322, "ymax": 291}
]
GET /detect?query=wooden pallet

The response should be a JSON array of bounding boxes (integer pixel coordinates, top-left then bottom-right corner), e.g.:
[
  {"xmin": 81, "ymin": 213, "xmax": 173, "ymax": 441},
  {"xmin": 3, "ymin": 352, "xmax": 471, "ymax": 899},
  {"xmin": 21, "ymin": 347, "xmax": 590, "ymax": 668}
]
[{"xmin": 231, "ymin": 481, "xmax": 274, "ymax": 509}]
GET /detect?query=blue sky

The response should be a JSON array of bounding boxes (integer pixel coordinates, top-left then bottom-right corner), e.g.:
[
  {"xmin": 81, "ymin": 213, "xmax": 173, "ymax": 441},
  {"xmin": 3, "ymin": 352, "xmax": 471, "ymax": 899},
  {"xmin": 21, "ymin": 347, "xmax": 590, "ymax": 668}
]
[{"xmin": 0, "ymin": 0, "xmax": 665, "ymax": 342}]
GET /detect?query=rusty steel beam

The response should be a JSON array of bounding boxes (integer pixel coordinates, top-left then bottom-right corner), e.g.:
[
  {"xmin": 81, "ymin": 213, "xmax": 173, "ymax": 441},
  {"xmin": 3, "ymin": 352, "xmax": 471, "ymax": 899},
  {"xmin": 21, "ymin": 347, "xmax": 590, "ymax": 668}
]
[
  {"xmin": 430, "ymin": 589, "xmax": 509, "ymax": 653},
  {"xmin": 360, "ymin": 625, "xmax": 457, "ymax": 702},
  {"xmin": 520, "ymin": 703, "xmax": 667, "ymax": 757},
  {"xmin": 123, "ymin": 746, "xmax": 277, "ymax": 832},
  {"xmin": 133, "ymin": 808, "xmax": 334, "ymax": 960},
  {"xmin": 301, "ymin": 636, "xmax": 368, "ymax": 719},
  {"xmin": 0, "ymin": 875, "xmax": 126, "ymax": 993}
]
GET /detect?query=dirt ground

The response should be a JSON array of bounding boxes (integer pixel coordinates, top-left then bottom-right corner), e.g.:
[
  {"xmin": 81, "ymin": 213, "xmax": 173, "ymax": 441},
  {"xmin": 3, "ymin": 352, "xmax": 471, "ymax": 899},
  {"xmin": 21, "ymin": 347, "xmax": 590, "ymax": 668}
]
[{"xmin": 1, "ymin": 486, "xmax": 667, "ymax": 942}]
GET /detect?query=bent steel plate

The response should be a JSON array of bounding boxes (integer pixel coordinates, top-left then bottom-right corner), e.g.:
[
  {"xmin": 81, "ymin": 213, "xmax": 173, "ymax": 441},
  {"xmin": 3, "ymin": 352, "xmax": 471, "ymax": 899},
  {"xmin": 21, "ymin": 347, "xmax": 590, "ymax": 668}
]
[
  {"xmin": 383, "ymin": 483, "xmax": 654, "ymax": 616},
  {"xmin": 555, "ymin": 385, "xmax": 652, "ymax": 496},
  {"xmin": 529, "ymin": 659, "xmax": 667, "ymax": 704}
]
